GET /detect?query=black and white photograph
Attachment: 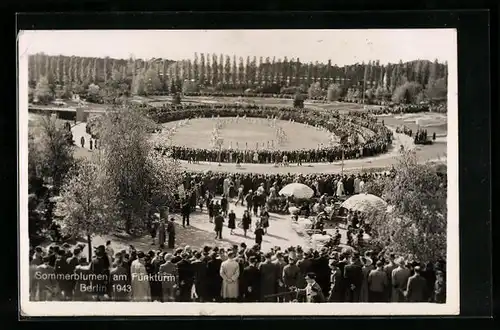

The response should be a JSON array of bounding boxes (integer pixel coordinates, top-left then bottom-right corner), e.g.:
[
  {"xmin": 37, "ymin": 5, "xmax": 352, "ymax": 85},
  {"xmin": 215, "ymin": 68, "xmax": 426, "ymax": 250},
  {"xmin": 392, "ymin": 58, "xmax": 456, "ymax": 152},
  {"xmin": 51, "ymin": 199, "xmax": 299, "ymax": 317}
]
[{"xmin": 18, "ymin": 29, "xmax": 458, "ymax": 316}]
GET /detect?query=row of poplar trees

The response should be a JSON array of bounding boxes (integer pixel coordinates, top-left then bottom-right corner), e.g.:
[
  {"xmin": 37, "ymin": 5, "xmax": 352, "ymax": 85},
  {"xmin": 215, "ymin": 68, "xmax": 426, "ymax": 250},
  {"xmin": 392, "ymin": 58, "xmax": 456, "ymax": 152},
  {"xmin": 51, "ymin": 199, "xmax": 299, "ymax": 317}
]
[{"xmin": 28, "ymin": 52, "xmax": 448, "ymax": 96}]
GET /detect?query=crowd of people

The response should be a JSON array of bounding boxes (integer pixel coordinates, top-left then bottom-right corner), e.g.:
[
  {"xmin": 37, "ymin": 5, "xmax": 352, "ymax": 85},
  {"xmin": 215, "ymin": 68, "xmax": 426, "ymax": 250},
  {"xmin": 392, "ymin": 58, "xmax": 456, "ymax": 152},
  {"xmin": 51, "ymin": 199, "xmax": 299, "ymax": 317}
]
[
  {"xmin": 395, "ymin": 126, "xmax": 434, "ymax": 145},
  {"xmin": 170, "ymin": 170, "xmax": 394, "ymax": 212},
  {"xmin": 141, "ymin": 103, "xmax": 393, "ymax": 164},
  {"xmin": 29, "ymin": 239, "xmax": 447, "ymax": 303},
  {"xmin": 30, "ymin": 163, "xmax": 447, "ymax": 304},
  {"xmin": 366, "ymin": 103, "xmax": 447, "ymax": 115}
]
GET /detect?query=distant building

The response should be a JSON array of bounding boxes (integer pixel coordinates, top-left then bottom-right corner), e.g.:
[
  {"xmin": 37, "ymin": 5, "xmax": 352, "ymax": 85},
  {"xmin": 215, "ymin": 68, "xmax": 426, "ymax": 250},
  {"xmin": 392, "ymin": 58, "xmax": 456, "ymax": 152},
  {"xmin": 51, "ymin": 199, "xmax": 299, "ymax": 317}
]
[{"xmin": 72, "ymin": 94, "xmax": 81, "ymax": 102}]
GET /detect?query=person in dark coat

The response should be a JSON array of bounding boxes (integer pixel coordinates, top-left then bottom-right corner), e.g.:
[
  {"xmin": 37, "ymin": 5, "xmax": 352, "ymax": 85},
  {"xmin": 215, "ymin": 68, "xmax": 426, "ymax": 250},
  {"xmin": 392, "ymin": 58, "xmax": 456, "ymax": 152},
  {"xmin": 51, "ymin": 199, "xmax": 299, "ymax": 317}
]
[
  {"xmin": 214, "ymin": 212, "xmax": 224, "ymax": 239},
  {"xmin": 254, "ymin": 223, "xmax": 265, "ymax": 246},
  {"xmin": 252, "ymin": 193, "xmax": 260, "ymax": 216},
  {"xmin": 259, "ymin": 252, "xmax": 278, "ymax": 302},
  {"xmin": 181, "ymin": 200, "xmax": 191, "ymax": 227},
  {"xmin": 328, "ymin": 260, "xmax": 344, "ymax": 302},
  {"xmin": 109, "ymin": 257, "xmax": 130, "ymax": 301},
  {"xmin": 166, "ymin": 218, "xmax": 176, "ymax": 249},
  {"xmin": 65, "ymin": 247, "xmax": 82, "ymax": 298},
  {"xmin": 54, "ymin": 249, "xmax": 71, "ymax": 300},
  {"xmin": 433, "ymin": 270, "xmax": 446, "ymax": 303},
  {"xmin": 150, "ymin": 252, "xmax": 164, "ymax": 302},
  {"xmin": 241, "ymin": 256, "xmax": 261, "ymax": 302},
  {"xmin": 228, "ymin": 209, "xmax": 236, "ymax": 234},
  {"xmin": 421, "ymin": 261, "xmax": 436, "ymax": 302},
  {"xmin": 220, "ymin": 195, "xmax": 228, "ymax": 217},
  {"xmin": 157, "ymin": 221, "xmax": 166, "ymax": 249},
  {"xmin": 90, "ymin": 245, "xmax": 110, "ymax": 300},
  {"xmin": 312, "ymin": 250, "xmax": 331, "ymax": 298},
  {"xmin": 405, "ymin": 266, "xmax": 428, "ymax": 302},
  {"xmin": 176, "ymin": 253, "xmax": 194, "ymax": 302},
  {"xmin": 208, "ymin": 199, "xmax": 215, "ymax": 223},
  {"xmin": 242, "ymin": 210, "xmax": 252, "ymax": 237},
  {"xmin": 344, "ymin": 254, "xmax": 363, "ymax": 302},
  {"xmin": 191, "ymin": 251, "xmax": 209, "ymax": 302},
  {"xmin": 245, "ymin": 190, "xmax": 254, "ymax": 213},
  {"xmin": 260, "ymin": 208, "xmax": 270, "ymax": 234},
  {"xmin": 149, "ymin": 220, "xmax": 159, "ymax": 245},
  {"xmin": 206, "ymin": 252, "xmax": 223, "ymax": 302}
]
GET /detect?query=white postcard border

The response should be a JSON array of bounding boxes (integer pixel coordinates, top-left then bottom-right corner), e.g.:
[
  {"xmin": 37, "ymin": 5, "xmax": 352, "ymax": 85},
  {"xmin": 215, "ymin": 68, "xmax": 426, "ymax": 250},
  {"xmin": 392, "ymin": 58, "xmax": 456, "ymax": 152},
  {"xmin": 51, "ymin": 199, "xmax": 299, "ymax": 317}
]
[{"xmin": 18, "ymin": 29, "xmax": 459, "ymax": 316}]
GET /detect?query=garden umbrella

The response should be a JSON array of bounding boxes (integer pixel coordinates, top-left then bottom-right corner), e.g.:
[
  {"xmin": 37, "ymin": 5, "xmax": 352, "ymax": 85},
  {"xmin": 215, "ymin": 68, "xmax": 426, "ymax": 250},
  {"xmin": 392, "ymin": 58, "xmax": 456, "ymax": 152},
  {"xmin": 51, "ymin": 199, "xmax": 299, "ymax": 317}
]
[
  {"xmin": 341, "ymin": 193, "xmax": 388, "ymax": 214},
  {"xmin": 279, "ymin": 183, "xmax": 314, "ymax": 199}
]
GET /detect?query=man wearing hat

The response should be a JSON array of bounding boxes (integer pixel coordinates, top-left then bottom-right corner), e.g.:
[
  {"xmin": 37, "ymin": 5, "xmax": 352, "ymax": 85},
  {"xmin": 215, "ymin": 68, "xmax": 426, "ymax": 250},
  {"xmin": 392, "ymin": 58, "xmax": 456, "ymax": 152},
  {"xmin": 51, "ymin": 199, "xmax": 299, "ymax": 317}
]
[
  {"xmin": 159, "ymin": 253, "xmax": 178, "ymax": 302},
  {"xmin": 391, "ymin": 257, "xmax": 411, "ymax": 302},
  {"xmin": 130, "ymin": 251, "xmax": 151, "ymax": 302},
  {"xmin": 295, "ymin": 272, "xmax": 325, "ymax": 303},
  {"xmin": 282, "ymin": 257, "xmax": 300, "ymax": 301},
  {"xmin": 328, "ymin": 259, "xmax": 343, "ymax": 302},
  {"xmin": 360, "ymin": 256, "xmax": 374, "ymax": 302},
  {"xmin": 368, "ymin": 260, "xmax": 389, "ymax": 302},
  {"xmin": 90, "ymin": 245, "xmax": 110, "ymax": 300},
  {"xmin": 109, "ymin": 256, "xmax": 130, "ymax": 301},
  {"xmin": 344, "ymin": 253, "xmax": 364, "ymax": 302},
  {"xmin": 166, "ymin": 217, "xmax": 176, "ymax": 249},
  {"xmin": 405, "ymin": 265, "xmax": 427, "ymax": 302},
  {"xmin": 240, "ymin": 256, "xmax": 261, "ymax": 302},
  {"xmin": 176, "ymin": 252, "xmax": 194, "ymax": 302}
]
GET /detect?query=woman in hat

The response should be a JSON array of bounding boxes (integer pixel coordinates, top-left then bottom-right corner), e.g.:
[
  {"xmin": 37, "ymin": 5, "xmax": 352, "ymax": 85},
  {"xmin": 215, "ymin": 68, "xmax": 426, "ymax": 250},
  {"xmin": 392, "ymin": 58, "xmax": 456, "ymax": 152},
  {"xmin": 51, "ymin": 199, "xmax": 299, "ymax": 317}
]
[
  {"xmin": 254, "ymin": 222, "xmax": 264, "ymax": 247},
  {"xmin": 130, "ymin": 251, "xmax": 152, "ymax": 302},
  {"xmin": 260, "ymin": 207, "xmax": 270, "ymax": 234},
  {"xmin": 228, "ymin": 209, "xmax": 236, "ymax": 235},
  {"xmin": 360, "ymin": 256, "xmax": 374, "ymax": 302},
  {"xmin": 242, "ymin": 210, "xmax": 252, "ymax": 237},
  {"xmin": 166, "ymin": 218, "xmax": 176, "ymax": 249}
]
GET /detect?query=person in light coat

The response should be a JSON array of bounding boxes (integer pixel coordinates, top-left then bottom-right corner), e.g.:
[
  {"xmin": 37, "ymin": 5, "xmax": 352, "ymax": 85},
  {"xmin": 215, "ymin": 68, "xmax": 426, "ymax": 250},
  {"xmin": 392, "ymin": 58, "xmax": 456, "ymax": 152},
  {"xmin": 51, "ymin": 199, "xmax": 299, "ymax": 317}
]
[
  {"xmin": 130, "ymin": 251, "xmax": 152, "ymax": 302},
  {"xmin": 219, "ymin": 252, "xmax": 240, "ymax": 301},
  {"xmin": 336, "ymin": 180, "xmax": 345, "ymax": 197}
]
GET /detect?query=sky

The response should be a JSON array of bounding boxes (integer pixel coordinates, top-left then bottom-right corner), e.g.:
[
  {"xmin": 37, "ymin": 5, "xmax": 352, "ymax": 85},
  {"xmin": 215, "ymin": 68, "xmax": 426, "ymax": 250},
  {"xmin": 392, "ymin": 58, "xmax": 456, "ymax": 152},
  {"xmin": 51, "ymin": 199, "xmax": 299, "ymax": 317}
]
[{"xmin": 18, "ymin": 29, "xmax": 456, "ymax": 66}]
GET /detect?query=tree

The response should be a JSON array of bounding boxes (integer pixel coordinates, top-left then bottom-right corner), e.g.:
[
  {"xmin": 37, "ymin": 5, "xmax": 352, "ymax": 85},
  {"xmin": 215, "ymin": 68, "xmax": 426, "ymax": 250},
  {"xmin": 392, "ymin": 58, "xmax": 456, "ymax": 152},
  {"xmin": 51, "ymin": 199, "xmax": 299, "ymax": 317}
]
[
  {"xmin": 327, "ymin": 83, "xmax": 342, "ymax": 101},
  {"xmin": 29, "ymin": 115, "xmax": 74, "ymax": 190},
  {"xmin": 231, "ymin": 55, "xmax": 238, "ymax": 87},
  {"xmin": 145, "ymin": 148, "xmax": 183, "ymax": 215},
  {"xmin": 238, "ymin": 57, "xmax": 245, "ymax": 86},
  {"xmin": 308, "ymin": 82, "xmax": 323, "ymax": 99},
  {"xmin": 193, "ymin": 53, "xmax": 199, "ymax": 83},
  {"xmin": 245, "ymin": 56, "xmax": 251, "ymax": 85},
  {"xmin": 135, "ymin": 75, "xmax": 147, "ymax": 97},
  {"xmin": 96, "ymin": 108, "xmax": 182, "ymax": 234},
  {"xmin": 224, "ymin": 55, "xmax": 232, "ymax": 85},
  {"xmin": 35, "ymin": 75, "xmax": 54, "ymax": 104},
  {"xmin": 426, "ymin": 77, "xmax": 447, "ymax": 101},
  {"xmin": 87, "ymin": 83, "xmax": 101, "ymax": 102},
  {"xmin": 143, "ymin": 67, "xmax": 163, "ymax": 95},
  {"xmin": 392, "ymin": 81, "xmax": 423, "ymax": 104},
  {"xmin": 369, "ymin": 152, "xmax": 447, "ymax": 262},
  {"xmin": 212, "ymin": 54, "xmax": 218, "ymax": 85},
  {"xmin": 55, "ymin": 159, "xmax": 120, "ymax": 259},
  {"xmin": 293, "ymin": 93, "xmax": 304, "ymax": 108},
  {"xmin": 199, "ymin": 53, "xmax": 205, "ymax": 84},
  {"xmin": 374, "ymin": 86, "xmax": 388, "ymax": 100},
  {"xmin": 97, "ymin": 109, "xmax": 155, "ymax": 234},
  {"xmin": 182, "ymin": 80, "xmax": 199, "ymax": 94},
  {"xmin": 269, "ymin": 57, "xmax": 276, "ymax": 85},
  {"xmin": 172, "ymin": 93, "xmax": 181, "ymax": 105}
]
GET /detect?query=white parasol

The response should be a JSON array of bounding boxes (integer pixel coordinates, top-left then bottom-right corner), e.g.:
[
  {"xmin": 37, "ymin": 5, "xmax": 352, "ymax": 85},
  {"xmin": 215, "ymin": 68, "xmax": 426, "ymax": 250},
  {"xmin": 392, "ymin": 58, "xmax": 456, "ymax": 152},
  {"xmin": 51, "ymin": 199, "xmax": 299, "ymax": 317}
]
[
  {"xmin": 279, "ymin": 183, "xmax": 314, "ymax": 199},
  {"xmin": 341, "ymin": 193, "xmax": 388, "ymax": 214}
]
